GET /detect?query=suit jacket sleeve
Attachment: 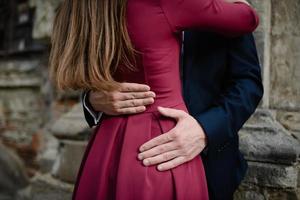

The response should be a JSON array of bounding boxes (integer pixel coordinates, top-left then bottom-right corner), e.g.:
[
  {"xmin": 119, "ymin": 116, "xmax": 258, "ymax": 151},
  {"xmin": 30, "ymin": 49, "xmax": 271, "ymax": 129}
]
[{"xmin": 195, "ymin": 33, "xmax": 264, "ymax": 154}]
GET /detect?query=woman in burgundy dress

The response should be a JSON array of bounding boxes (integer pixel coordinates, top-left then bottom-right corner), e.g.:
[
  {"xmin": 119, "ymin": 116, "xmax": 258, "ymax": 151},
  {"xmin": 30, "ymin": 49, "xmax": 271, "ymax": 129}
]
[{"xmin": 49, "ymin": 0, "xmax": 259, "ymax": 199}]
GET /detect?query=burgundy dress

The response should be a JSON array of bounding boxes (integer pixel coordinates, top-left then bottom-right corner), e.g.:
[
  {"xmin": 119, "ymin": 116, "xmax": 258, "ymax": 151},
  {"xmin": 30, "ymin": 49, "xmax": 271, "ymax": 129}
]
[{"xmin": 73, "ymin": 0, "xmax": 259, "ymax": 199}]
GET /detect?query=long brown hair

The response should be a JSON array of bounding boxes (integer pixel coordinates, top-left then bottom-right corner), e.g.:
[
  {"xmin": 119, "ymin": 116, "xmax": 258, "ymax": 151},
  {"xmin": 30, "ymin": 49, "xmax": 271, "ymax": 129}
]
[{"xmin": 49, "ymin": 0, "xmax": 135, "ymax": 91}]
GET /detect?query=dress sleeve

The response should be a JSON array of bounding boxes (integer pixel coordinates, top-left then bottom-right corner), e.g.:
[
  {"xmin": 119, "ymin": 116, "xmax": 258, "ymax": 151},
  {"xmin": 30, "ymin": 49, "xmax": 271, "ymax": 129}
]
[{"xmin": 160, "ymin": 0, "xmax": 259, "ymax": 36}]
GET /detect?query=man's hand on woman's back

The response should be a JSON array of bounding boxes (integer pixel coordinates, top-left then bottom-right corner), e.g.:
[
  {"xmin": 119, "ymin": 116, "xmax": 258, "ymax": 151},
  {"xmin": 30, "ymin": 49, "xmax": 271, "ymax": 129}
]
[{"xmin": 88, "ymin": 83, "xmax": 156, "ymax": 115}]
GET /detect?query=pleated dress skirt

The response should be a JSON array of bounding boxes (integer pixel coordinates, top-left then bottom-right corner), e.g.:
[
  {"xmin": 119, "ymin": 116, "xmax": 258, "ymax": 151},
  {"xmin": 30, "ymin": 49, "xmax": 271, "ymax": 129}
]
[{"xmin": 72, "ymin": 103, "xmax": 209, "ymax": 200}]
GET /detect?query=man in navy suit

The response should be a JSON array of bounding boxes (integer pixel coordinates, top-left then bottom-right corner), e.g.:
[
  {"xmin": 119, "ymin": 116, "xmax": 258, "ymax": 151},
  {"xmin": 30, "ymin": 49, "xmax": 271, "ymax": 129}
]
[{"xmin": 81, "ymin": 32, "xmax": 263, "ymax": 200}]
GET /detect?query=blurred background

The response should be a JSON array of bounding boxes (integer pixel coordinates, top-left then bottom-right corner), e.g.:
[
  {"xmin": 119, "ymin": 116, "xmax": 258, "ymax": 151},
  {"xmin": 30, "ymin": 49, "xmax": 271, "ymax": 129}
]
[{"xmin": 0, "ymin": 0, "xmax": 299, "ymax": 200}]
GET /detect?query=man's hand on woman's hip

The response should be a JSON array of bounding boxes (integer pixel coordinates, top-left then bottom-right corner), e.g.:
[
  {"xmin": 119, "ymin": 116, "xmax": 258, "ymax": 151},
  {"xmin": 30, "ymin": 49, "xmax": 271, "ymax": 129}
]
[
  {"xmin": 89, "ymin": 82, "xmax": 156, "ymax": 115},
  {"xmin": 138, "ymin": 107, "xmax": 208, "ymax": 171}
]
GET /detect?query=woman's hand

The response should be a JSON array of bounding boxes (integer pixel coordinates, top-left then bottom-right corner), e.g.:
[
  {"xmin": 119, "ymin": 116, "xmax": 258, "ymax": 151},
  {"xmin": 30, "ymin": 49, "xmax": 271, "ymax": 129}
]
[
  {"xmin": 89, "ymin": 83, "xmax": 156, "ymax": 116},
  {"xmin": 224, "ymin": 0, "xmax": 250, "ymax": 5}
]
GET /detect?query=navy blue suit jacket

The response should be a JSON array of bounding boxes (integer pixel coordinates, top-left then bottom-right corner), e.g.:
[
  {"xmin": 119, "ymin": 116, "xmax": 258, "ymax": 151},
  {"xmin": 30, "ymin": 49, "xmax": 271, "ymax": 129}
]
[
  {"xmin": 82, "ymin": 32, "xmax": 263, "ymax": 199},
  {"xmin": 182, "ymin": 32, "xmax": 263, "ymax": 199}
]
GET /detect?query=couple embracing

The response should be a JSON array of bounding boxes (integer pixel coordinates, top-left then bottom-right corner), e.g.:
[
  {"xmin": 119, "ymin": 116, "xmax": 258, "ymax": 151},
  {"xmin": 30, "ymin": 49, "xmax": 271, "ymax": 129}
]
[{"xmin": 49, "ymin": 0, "xmax": 263, "ymax": 199}]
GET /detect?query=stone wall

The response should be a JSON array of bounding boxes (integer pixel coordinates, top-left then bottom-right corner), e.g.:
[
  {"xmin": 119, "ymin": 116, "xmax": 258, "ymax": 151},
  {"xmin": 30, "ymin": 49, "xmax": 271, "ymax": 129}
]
[
  {"xmin": 0, "ymin": 57, "xmax": 46, "ymax": 145},
  {"xmin": 270, "ymin": 0, "xmax": 300, "ymax": 143},
  {"xmin": 270, "ymin": 0, "xmax": 300, "ymax": 111},
  {"xmin": 235, "ymin": 109, "xmax": 300, "ymax": 200},
  {"xmin": 29, "ymin": 0, "xmax": 61, "ymax": 40},
  {"xmin": 234, "ymin": 1, "xmax": 300, "ymax": 199},
  {"xmin": 249, "ymin": 0, "xmax": 272, "ymax": 108},
  {"xmin": 0, "ymin": 1, "xmax": 80, "ymax": 199}
]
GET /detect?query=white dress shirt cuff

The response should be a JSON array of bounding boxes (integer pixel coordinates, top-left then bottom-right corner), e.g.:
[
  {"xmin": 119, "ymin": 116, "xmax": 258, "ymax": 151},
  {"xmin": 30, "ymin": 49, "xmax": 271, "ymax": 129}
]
[{"xmin": 83, "ymin": 91, "xmax": 103, "ymax": 125}]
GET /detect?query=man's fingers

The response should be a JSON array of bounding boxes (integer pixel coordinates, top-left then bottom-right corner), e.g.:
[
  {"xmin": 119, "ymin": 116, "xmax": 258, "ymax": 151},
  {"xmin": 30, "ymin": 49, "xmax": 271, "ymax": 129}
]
[
  {"xmin": 119, "ymin": 91, "xmax": 156, "ymax": 101},
  {"xmin": 157, "ymin": 156, "xmax": 186, "ymax": 171},
  {"xmin": 118, "ymin": 98, "xmax": 154, "ymax": 109},
  {"xmin": 112, "ymin": 98, "xmax": 154, "ymax": 114},
  {"xmin": 157, "ymin": 107, "xmax": 186, "ymax": 121},
  {"xmin": 119, "ymin": 83, "xmax": 151, "ymax": 92},
  {"xmin": 138, "ymin": 141, "xmax": 178, "ymax": 160},
  {"xmin": 139, "ymin": 132, "xmax": 176, "ymax": 152},
  {"xmin": 142, "ymin": 150, "xmax": 180, "ymax": 166},
  {"xmin": 116, "ymin": 106, "xmax": 146, "ymax": 115}
]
